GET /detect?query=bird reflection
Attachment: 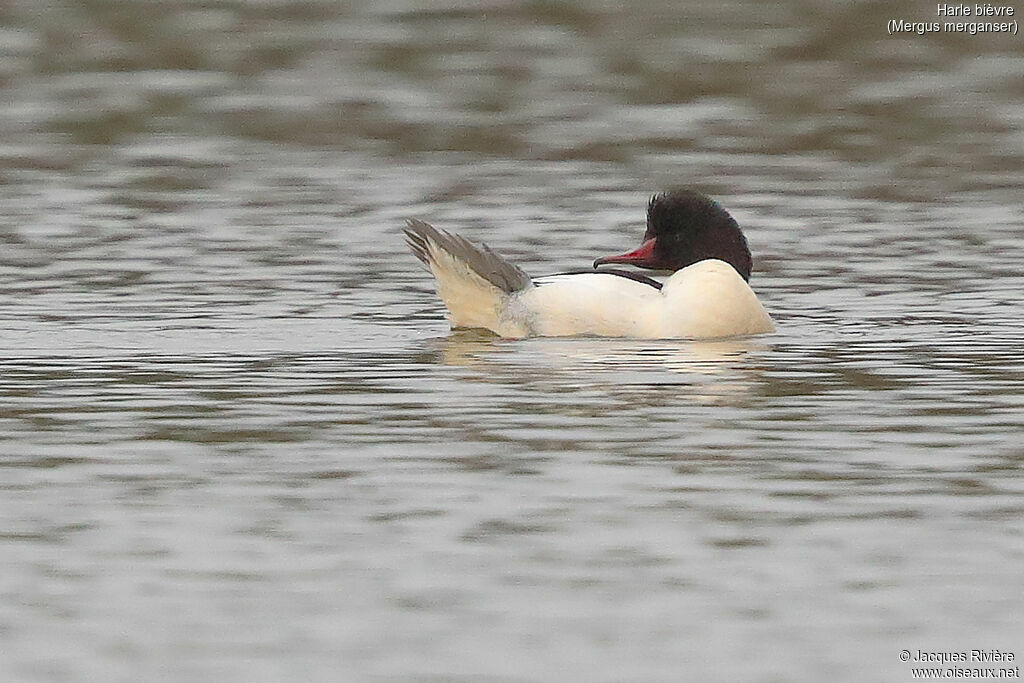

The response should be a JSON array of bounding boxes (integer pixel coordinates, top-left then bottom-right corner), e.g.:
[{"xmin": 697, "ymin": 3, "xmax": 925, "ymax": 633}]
[{"xmin": 431, "ymin": 329, "xmax": 769, "ymax": 405}]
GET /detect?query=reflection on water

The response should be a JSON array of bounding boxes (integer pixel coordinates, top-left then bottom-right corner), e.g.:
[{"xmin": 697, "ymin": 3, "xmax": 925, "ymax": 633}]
[
  {"xmin": 439, "ymin": 332, "xmax": 770, "ymax": 405},
  {"xmin": 1, "ymin": 0, "xmax": 1023, "ymax": 681}
]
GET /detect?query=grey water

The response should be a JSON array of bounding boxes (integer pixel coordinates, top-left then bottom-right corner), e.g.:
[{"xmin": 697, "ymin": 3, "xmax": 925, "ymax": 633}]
[{"xmin": 1, "ymin": 1, "xmax": 1023, "ymax": 681}]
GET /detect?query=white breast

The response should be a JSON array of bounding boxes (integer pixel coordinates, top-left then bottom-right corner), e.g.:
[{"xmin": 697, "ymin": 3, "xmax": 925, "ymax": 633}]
[{"xmin": 656, "ymin": 259, "xmax": 774, "ymax": 338}]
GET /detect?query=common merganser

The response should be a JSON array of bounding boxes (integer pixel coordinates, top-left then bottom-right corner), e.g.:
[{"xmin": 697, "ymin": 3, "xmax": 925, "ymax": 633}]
[{"xmin": 404, "ymin": 189, "xmax": 774, "ymax": 339}]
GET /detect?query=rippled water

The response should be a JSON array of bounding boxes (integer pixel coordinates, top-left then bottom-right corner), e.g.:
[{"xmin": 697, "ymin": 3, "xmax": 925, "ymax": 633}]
[{"xmin": 1, "ymin": 1, "xmax": 1023, "ymax": 681}]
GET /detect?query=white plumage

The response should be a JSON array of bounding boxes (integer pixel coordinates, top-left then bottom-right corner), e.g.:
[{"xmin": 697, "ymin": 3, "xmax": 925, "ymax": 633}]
[{"xmin": 405, "ymin": 190, "xmax": 775, "ymax": 340}]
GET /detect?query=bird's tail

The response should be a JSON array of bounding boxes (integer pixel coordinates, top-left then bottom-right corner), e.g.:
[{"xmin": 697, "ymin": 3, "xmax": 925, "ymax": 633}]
[{"xmin": 404, "ymin": 219, "xmax": 532, "ymax": 333}]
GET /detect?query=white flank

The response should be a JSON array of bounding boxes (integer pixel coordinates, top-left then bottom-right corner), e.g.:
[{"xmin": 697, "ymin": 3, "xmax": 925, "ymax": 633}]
[{"xmin": 516, "ymin": 260, "xmax": 773, "ymax": 339}]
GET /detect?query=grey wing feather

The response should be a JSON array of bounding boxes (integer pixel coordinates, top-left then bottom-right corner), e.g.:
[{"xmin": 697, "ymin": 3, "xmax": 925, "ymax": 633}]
[{"xmin": 404, "ymin": 219, "xmax": 532, "ymax": 293}]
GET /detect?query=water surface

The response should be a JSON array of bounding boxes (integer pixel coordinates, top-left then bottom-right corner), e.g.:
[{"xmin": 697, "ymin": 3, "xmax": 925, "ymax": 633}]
[{"xmin": 1, "ymin": 1, "xmax": 1023, "ymax": 681}]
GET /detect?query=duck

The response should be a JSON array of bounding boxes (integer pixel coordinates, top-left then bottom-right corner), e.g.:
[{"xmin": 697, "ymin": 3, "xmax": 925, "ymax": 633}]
[{"xmin": 404, "ymin": 189, "xmax": 773, "ymax": 339}]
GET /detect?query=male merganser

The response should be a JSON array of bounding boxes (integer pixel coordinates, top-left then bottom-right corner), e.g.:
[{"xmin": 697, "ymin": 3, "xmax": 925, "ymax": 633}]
[{"xmin": 404, "ymin": 189, "xmax": 774, "ymax": 339}]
